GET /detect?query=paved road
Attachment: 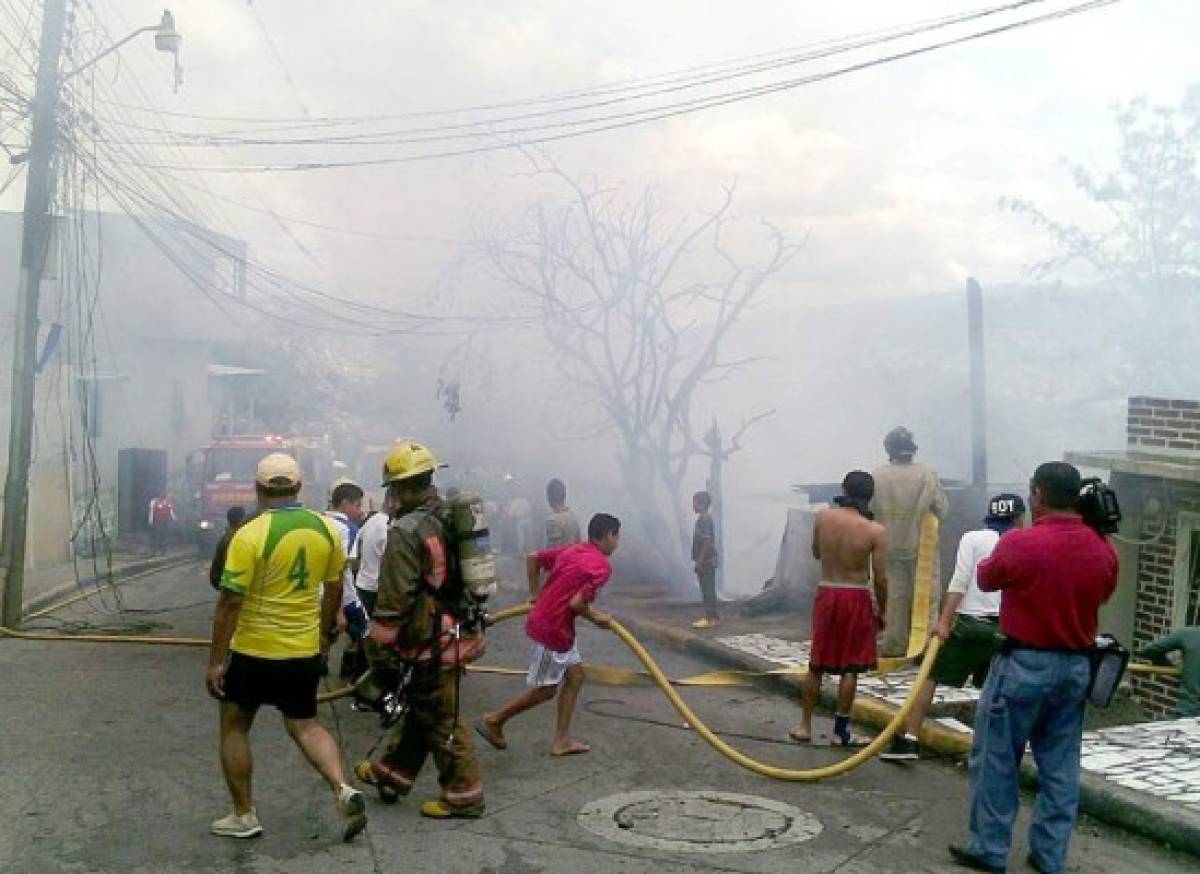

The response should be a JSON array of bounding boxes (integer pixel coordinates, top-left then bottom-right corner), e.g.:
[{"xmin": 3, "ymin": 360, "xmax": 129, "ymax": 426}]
[{"xmin": 0, "ymin": 563, "xmax": 1193, "ymax": 873}]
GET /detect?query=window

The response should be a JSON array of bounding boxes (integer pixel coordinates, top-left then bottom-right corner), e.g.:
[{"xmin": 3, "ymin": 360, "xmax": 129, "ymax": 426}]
[
  {"xmin": 205, "ymin": 448, "xmax": 268, "ymax": 483},
  {"xmin": 1172, "ymin": 513, "xmax": 1200, "ymax": 628},
  {"xmin": 1187, "ymin": 530, "xmax": 1200, "ymax": 626}
]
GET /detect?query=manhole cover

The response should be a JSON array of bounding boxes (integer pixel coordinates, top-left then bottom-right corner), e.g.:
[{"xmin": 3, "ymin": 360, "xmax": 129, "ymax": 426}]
[{"xmin": 578, "ymin": 790, "xmax": 823, "ymax": 853}]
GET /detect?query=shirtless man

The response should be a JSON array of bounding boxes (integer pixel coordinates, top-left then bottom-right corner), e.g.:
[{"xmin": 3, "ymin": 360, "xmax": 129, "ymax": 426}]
[{"xmin": 790, "ymin": 470, "xmax": 888, "ymax": 747}]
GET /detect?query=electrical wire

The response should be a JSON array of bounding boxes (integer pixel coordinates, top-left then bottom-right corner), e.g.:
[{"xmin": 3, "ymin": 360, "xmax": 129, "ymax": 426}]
[
  {"xmin": 246, "ymin": 0, "xmax": 312, "ymax": 118},
  {"xmin": 54, "ymin": 10, "xmax": 529, "ymax": 338},
  {"xmin": 0, "ymin": 162, "xmax": 23, "ymax": 197},
  {"xmin": 93, "ymin": 0, "xmax": 1052, "ymax": 132},
  {"xmin": 99, "ymin": 0, "xmax": 1121, "ymax": 173},
  {"xmin": 0, "ymin": 0, "xmax": 38, "ymax": 76},
  {"xmin": 91, "ymin": 0, "xmax": 1061, "ymax": 146},
  {"xmin": 63, "ymin": 136, "xmax": 540, "ymax": 336},
  {"xmin": 94, "ymin": 2, "xmax": 1027, "ymax": 146}
]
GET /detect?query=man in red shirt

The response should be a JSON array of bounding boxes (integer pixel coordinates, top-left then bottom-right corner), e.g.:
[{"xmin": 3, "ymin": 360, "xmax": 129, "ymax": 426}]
[
  {"xmin": 476, "ymin": 513, "xmax": 620, "ymax": 756},
  {"xmin": 950, "ymin": 462, "xmax": 1118, "ymax": 874},
  {"xmin": 148, "ymin": 491, "xmax": 176, "ymax": 555}
]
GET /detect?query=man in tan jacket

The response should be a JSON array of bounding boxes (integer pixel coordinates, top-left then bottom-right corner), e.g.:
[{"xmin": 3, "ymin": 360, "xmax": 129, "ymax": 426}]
[{"xmin": 870, "ymin": 427, "xmax": 948, "ymax": 657}]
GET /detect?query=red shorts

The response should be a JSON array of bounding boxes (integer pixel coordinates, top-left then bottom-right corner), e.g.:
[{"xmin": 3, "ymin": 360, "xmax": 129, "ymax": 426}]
[{"xmin": 809, "ymin": 586, "xmax": 877, "ymax": 674}]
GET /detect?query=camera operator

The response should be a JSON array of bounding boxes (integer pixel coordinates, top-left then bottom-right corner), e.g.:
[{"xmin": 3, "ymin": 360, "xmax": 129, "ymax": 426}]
[{"xmin": 950, "ymin": 462, "xmax": 1118, "ymax": 874}]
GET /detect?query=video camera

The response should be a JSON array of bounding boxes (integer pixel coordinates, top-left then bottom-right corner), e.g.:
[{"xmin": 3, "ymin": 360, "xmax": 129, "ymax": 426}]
[{"xmin": 1078, "ymin": 477, "xmax": 1122, "ymax": 535}]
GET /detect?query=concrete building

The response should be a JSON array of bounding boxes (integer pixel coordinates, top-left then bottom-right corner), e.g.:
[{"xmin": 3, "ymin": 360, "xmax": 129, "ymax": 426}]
[
  {"xmin": 1068, "ymin": 396, "xmax": 1200, "ymax": 718},
  {"xmin": 0, "ymin": 210, "xmax": 256, "ymax": 568}
]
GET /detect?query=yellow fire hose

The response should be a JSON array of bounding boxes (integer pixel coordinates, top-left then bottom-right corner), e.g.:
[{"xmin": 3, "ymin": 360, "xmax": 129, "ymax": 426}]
[
  {"xmin": 0, "ymin": 587, "xmax": 1183, "ymax": 772},
  {"xmin": 483, "ymin": 602, "xmax": 944, "ymax": 780}
]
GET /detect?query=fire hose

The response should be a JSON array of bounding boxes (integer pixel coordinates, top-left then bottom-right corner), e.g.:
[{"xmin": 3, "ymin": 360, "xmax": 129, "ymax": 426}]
[
  {"xmin": 482, "ymin": 602, "xmax": 942, "ymax": 781},
  {"xmin": 0, "ymin": 590, "xmax": 1182, "ymax": 779}
]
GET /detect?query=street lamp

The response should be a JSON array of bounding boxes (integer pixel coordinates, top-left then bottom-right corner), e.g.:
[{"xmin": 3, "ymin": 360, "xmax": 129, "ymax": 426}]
[
  {"xmin": 0, "ymin": 5, "xmax": 184, "ymax": 628},
  {"xmin": 63, "ymin": 9, "xmax": 183, "ymax": 88}
]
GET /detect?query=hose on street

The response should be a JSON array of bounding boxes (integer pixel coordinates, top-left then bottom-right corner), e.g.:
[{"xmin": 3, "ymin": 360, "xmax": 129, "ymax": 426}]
[
  {"xmin": 0, "ymin": 597, "xmax": 1183, "ymax": 777},
  {"xmin": 479, "ymin": 602, "xmax": 943, "ymax": 781}
]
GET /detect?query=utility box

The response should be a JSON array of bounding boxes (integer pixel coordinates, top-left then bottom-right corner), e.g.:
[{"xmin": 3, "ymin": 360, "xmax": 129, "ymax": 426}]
[{"xmin": 117, "ymin": 448, "xmax": 167, "ymax": 539}]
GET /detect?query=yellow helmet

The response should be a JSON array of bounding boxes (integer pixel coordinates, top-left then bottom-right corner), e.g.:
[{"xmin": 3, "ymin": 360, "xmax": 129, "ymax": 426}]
[{"xmin": 381, "ymin": 440, "xmax": 443, "ymax": 486}]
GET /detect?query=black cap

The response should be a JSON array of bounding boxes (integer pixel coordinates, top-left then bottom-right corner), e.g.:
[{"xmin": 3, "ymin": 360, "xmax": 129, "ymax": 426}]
[{"xmin": 985, "ymin": 493, "xmax": 1026, "ymax": 522}]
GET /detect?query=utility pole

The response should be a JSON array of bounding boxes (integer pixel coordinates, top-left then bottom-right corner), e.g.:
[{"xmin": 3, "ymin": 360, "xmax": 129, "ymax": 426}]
[
  {"xmin": 966, "ymin": 277, "xmax": 988, "ymax": 489},
  {"xmin": 1, "ymin": 0, "xmax": 69, "ymax": 628}
]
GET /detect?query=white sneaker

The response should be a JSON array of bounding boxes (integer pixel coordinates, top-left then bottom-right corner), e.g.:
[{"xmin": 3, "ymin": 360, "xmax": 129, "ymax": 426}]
[
  {"xmin": 337, "ymin": 784, "xmax": 368, "ymax": 842},
  {"xmin": 211, "ymin": 808, "xmax": 262, "ymax": 838}
]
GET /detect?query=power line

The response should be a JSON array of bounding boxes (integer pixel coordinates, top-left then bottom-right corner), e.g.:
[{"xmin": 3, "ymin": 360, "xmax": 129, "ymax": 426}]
[
  {"xmin": 126, "ymin": 173, "xmax": 465, "ymax": 243},
  {"xmin": 0, "ymin": 162, "xmax": 23, "ymax": 196},
  {"xmin": 92, "ymin": 0, "xmax": 1049, "ymax": 130},
  {"xmin": 57, "ymin": 50, "xmax": 505, "ymax": 333},
  {"xmin": 63, "ymin": 127, "xmax": 538, "ymax": 337},
  {"xmin": 90, "ymin": 0, "xmax": 1055, "ymax": 146},
  {"xmin": 116, "ymin": 0, "xmax": 1121, "ymax": 174},
  {"xmin": 0, "ymin": 0, "xmax": 38, "ymax": 74},
  {"xmin": 246, "ymin": 0, "xmax": 313, "ymax": 118}
]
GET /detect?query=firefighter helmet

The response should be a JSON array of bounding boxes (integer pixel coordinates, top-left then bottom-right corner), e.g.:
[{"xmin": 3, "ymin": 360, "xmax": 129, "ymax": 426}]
[{"xmin": 381, "ymin": 441, "xmax": 443, "ymax": 486}]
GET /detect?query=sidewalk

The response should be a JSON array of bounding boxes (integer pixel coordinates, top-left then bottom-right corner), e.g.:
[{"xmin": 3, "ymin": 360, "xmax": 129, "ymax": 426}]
[
  {"xmin": 612, "ymin": 596, "xmax": 1200, "ymax": 859},
  {"xmin": 18, "ymin": 546, "xmax": 197, "ymax": 618}
]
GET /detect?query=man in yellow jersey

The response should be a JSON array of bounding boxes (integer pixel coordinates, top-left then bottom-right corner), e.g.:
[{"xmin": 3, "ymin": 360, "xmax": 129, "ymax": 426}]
[
  {"xmin": 361, "ymin": 440, "xmax": 486, "ymax": 818},
  {"xmin": 206, "ymin": 453, "xmax": 368, "ymax": 842}
]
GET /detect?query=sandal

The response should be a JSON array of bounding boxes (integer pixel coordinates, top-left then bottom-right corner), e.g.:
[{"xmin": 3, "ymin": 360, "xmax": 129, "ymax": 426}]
[
  {"xmin": 831, "ymin": 732, "xmax": 872, "ymax": 748},
  {"xmin": 474, "ymin": 719, "xmax": 508, "ymax": 751}
]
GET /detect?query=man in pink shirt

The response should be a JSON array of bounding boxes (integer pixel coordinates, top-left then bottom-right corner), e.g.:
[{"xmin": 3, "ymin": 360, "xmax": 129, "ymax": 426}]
[{"xmin": 476, "ymin": 513, "xmax": 620, "ymax": 756}]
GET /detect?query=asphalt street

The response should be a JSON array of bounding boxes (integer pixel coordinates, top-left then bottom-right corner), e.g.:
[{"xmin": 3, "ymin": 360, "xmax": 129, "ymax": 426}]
[{"xmin": 0, "ymin": 562, "xmax": 1194, "ymax": 873}]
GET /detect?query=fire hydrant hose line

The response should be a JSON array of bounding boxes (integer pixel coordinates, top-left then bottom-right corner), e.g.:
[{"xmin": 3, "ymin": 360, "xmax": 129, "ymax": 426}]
[
  {"xmin": 0, "ymin": 600, "xmax": 1181, "ymax": 777},
  {"xmin": 480, "ymin": 602, "xmax": 945, "ymax": 781}
]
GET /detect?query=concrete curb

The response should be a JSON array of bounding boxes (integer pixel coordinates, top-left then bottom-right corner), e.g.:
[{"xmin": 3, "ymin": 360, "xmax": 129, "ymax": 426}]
[
  {"xmin": 619, "ymin": 614, "xmax": 971, "ymax": 755},
  {"xmin": 618, "ymin": 612, "xmax": 1200, "ymax": 859},
  {"xmin": 21, "ymin": 552, "xmax": 198, "ymax": 619}
]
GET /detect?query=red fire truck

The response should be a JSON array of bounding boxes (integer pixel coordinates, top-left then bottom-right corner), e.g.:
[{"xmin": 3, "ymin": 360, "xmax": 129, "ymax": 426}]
[{"xmin": 190, "ymin": 434, "xmax": 331, "ymax": 553}]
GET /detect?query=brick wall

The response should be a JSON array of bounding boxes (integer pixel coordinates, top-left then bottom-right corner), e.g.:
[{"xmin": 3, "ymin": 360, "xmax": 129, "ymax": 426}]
[
  {"xmin": 1126, "ymin": 397, "xmax": 1197, "ymax": 717},
  {"xmin": 1128, "ymin": 396, "xmax": 1200, "ymax": 451}
]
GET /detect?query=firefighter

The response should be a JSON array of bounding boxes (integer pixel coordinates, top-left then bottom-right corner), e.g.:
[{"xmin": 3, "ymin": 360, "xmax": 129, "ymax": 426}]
[
  {"xmin": 360, "ymin": 441, "xmax": 486, "ymax": 818},
  {"xmin": 871, "ymin": 426, "xmax": 948, "ymax": 657}
]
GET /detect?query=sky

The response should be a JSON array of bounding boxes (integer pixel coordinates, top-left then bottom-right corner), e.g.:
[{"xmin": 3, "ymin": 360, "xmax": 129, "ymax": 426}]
[{"xmin": 3, "ymin": 0, "xmax": 1199, "ymax": 307}]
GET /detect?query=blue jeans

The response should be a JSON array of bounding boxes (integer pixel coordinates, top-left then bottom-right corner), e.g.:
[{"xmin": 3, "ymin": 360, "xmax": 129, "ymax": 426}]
[{"xmin": 966, "ymin": 648, "xmax": 1091, "ymax": 873}]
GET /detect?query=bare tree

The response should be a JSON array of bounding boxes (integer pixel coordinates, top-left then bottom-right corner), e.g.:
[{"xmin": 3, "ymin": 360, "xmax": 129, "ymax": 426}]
[
  {"xmin": 1001, "ymin": 87, "xmax": 1200, "ymax": 387},
  {"xmin": 478, "ymin": 156, "xmax": 800, "ymax": 579}
]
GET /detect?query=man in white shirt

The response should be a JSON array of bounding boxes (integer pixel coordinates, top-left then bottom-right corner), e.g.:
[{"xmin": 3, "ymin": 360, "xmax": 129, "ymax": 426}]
[
  {"xmin": 881, "ymin": 493, "xmax": 1026, "ymax": 762},
  {"xmin": 326, "ymin": 480, "xmax": 366, "ymax": 681},
  {"xmin": 352, "ymin": 496, "xmax": 393, "ymax": 617}
]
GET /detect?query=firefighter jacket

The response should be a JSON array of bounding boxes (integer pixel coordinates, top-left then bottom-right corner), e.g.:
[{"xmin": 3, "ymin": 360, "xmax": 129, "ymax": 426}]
[
  {"xmin": 869, "ymin": 460, "xmax": 948, "ymax": 560},
  {"xmin": 370, "ymin": 493, "xmax": 484, "ymax": 666}
]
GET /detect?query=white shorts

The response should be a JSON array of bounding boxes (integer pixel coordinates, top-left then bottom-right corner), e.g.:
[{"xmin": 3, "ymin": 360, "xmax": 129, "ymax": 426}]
[{"xmin": 526, "ymin": 642, "xmax": 582, "ymax": 688}]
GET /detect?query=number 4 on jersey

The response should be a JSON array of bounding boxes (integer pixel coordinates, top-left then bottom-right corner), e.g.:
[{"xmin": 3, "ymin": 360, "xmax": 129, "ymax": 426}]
[{"xmin": 288, "ymin": 547, "xmax": 310, "ymax": 591}]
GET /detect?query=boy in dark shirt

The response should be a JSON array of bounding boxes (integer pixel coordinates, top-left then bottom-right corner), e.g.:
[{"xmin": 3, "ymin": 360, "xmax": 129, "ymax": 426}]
[{"xmin": 691, "ymin": 491, "xmax": 719, "ymax": 629}]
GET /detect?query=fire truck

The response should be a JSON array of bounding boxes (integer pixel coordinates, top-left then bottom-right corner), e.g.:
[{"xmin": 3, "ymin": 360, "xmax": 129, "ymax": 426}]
[{"xmin": 189, "ymin": 434, "xmax": 332, "ymax": 553}]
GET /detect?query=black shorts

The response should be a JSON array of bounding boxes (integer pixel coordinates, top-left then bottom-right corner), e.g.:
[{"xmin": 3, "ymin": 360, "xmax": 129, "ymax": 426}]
[
  {"xmin": 930, "ymin": 615, "xmax": 1005, "ymax": 688},
  {"xmin": 224, "ymin": 652, "xmax": 321, "ymax": 720}
]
